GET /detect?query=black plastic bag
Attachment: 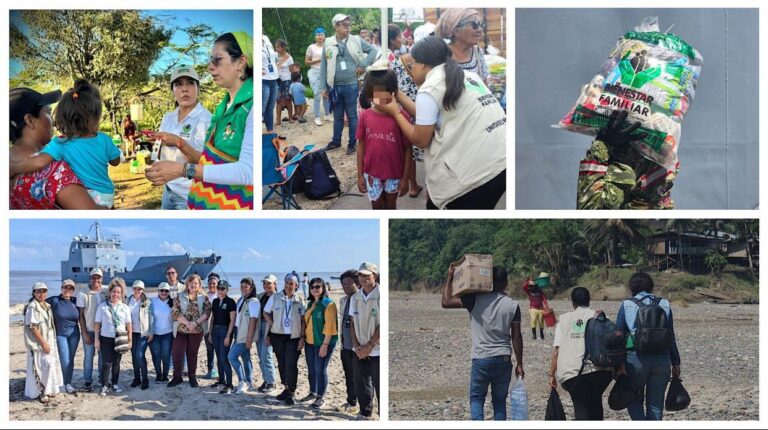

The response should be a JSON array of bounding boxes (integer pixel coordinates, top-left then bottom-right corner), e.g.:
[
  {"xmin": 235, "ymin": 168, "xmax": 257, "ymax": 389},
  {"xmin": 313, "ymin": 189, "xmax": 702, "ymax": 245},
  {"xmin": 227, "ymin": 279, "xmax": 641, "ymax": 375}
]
[
  {"xmin": 545, "ymin": 387, "xmax": 567, "ymax": 420},
  {"xmin": 665, "ymin": 376, "xmax": 691, "ymax": 411},
  {"xmin": 608, "ymin": 374, "xmax": 639, "ymax": 410}
]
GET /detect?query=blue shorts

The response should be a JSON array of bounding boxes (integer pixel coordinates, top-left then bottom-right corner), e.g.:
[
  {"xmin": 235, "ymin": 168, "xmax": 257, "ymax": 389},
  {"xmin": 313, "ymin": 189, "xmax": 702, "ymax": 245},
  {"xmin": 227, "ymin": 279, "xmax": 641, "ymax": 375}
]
[{"xmin": 364, "ymin": 173, "xmax": 399, "ymax": 201}]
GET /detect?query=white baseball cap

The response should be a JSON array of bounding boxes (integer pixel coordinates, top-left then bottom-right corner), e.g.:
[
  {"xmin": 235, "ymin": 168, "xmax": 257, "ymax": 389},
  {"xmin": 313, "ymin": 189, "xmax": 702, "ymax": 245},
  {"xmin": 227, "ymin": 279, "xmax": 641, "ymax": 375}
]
[
  {"xmin": 262, "ymin": 274, "xmax": 278, "ymax": 284},
  {"xmin": 89, "ymin": 268, "xmax": 103, "ymax": 277},
  {"xmin": 358, "ymin": 262, "xmax": 379, "ymax": 275},
  {"xmin": 170, "ymin": 66, "xmax": 200, "ymax": 84},
  {"xmin": 132, "ymin": 280, "xmax": 145, "ymax": 290},
  {"xmin": 32, "ymin": 282, "xmax": 48, "ymax": 291},
  {"xmin": 332, "ymin": 14, "xmax": 350, "ymax": 26}
]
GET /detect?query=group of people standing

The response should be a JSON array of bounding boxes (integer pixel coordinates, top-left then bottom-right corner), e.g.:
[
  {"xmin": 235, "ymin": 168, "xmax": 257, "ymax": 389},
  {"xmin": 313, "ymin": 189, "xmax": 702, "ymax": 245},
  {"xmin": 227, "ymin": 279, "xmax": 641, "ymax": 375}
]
[
  {"xmin": 262, "ymin": 8, "xmax": 506, "ymax": 210},
  {"xmin": 9, "ymin": 31, "xmax": 254, "ymax": 210},
  {"xmin": 442, "ymin": 266, "xmax": 681, "ymax": 421},
  {"xmin": 23, "ymin": 262, "xmax": 381, "ymax": 420}
]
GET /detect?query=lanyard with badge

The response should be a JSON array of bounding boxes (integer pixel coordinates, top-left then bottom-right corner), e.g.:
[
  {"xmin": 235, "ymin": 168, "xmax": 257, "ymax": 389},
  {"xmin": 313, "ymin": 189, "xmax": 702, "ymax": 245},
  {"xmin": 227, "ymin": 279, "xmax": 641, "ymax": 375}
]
[
  {"xmin": 263, "ymin": 40, "xmax": 275, "ymax": 73},
  {"xmin": 283, "ymin": 297, "xmax": 293, "ymax": 330},
  {"xmin": 338, "ymin": 40, "xmax": 349, "ymax": 71}
]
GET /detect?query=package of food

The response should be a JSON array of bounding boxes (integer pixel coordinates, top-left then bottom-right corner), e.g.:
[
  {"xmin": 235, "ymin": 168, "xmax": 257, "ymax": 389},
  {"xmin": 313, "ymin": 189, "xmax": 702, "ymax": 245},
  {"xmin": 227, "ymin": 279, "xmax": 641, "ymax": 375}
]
[
  {"xmin": 452, "ymin": 254, "xmax": 494, "ymax": 297},
  {"xmin": 556, "ymin": 17, "xmax": 703, "ymax": 169}
]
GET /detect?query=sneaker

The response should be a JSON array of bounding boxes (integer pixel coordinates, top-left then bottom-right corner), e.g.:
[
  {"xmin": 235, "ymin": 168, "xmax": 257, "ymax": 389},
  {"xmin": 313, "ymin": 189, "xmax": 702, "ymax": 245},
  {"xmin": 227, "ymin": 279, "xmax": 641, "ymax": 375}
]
[
  {"xmin": 325, "ymin": 115, "xmax": 333, "ymax": 122},
  {"xmin": 259, "ymin": 383, "xmax": 276, "ymax": 393},
  {"xmin": 112, "ymin": 385, "xmax": 123, "ymax": 394},
  {"xmin": 314, "ymin": 117, "xmax": 323, "ymax": 126},
  {"xmin": 211, "ymin": 381, "xmax": 224, "ymax": 389},
  {"xmin": 299, "ymin": 393, "xmax": 317, "ymax": 403},
  {"xmin": 298, "ymin": 118, "xmax": 307, "ymax": 124},
  {"xmin": 285, "ymin": 393, "xmax": 295, "ymax": 406},
  {"xmin": 141, "ymin": 380, "xmax": 149, "ymax": 390},
  {"xmin": 346, "ymin": 144, "xmax": 357, "ymax": 155},
  {"xmin": 337, "ymin": 402, "xmax": 359, "ymax": 414},
  {"xmin": 355, "ymin": 414, "xmax": 374, "ymax": 421},
  {"xmin": 99, "ymin": 386, "xmax": 109, "ymax": 397},
  {"xmin": 189, "ymin": 378, "xmax": 199, "ymax": 388},
  {"xmin": 219, "ymin": 385, "xmax": 233, "ymax": 394},
  {"xmin": 167, "ymin": 379, "xmax": 183, "ymax": 388},
  {"xmin": 211, "ymin": 369, "xmax": 218, "ymax": 379},
  {"xmin": 325, "ymin": 141, "xmax": 341, "ymax": 151},
  {"xmin": 38, "ymin": 395, "xmax": 50, "ymax": 404},
  {"xmin": 275, "ymin": 389, "xmax": 290, "ymax": 401},
  {"xmin": 130, "ymin": 379, "xmax": 141, "ymax": 388},
  {"xmin": 83, "ymin": 382, "xmax": 93, "ymax": 392},
  {"xmin": 236, "ymin": 382, "xmax": 249, "ymax": 395},
  {"xmin": 311, "ymin": 397, "xmax": 325, "ymax": 409},
  {"xmin": 204, "ymin": 370, "xmax": 213, "ymax": 379},
  {"xmin": 65, "ymin": 384, "xmax": 76, "ymax": 394},
  {"xmin": 256, "ymin": 382, "xmax": 267, "ymax": 392}
]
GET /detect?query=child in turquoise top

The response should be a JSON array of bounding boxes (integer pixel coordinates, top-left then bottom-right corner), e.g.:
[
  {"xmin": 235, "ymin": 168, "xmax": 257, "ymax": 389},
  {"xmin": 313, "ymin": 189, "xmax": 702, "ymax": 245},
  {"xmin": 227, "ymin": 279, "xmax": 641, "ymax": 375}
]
[{"xmin": 10, "ymin": 79, "xmax": 121, "ymax": 208}]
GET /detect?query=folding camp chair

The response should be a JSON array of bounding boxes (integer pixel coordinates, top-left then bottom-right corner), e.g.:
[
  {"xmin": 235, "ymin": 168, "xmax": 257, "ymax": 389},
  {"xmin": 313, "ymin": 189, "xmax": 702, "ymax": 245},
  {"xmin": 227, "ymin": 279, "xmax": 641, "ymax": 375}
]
[{"xmin": 262, "ymin": 132, "xmax": 313, "ymax": 209}]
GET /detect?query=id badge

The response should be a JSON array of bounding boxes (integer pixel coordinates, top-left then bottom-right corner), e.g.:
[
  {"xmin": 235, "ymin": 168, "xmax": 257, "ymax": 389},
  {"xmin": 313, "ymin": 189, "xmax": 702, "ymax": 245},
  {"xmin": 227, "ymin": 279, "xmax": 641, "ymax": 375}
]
[
  {"xmin": 340, "ymin": 60, "xmax": 347, "ymax": 71},
  {"xmin": 268, "ymin": 64, "xmax": 275, "ymax": 73},
  {"xmin": 283, "ymin": 316, "xmax": 291, "ymax": 329}
]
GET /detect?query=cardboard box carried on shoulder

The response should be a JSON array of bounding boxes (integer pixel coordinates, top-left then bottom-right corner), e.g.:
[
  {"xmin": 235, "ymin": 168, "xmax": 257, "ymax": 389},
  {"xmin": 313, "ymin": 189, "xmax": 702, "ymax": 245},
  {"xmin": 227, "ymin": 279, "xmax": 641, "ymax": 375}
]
[{"xmin": 452, "ymin": 254, "xmax": 494, "ymax": 297}]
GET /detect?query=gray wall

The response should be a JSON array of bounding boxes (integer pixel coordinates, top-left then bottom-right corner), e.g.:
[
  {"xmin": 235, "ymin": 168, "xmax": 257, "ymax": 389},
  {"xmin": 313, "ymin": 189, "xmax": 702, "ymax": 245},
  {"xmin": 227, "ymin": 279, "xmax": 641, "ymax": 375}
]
[{"xmin": 515, "ymin": 9, "xmax": 759, "ymax": 209}]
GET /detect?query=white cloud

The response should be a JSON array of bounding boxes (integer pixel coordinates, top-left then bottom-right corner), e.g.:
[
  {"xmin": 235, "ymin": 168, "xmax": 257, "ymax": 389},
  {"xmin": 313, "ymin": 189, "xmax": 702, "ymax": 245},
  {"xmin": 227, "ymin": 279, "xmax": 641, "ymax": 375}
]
[
  {"xmin": 247, "ymin": 248, "xmax": 263, "ymax": 258},
  {"xmin": 159, "ymin": 241, "xmax": 187, "ymax": 254}
]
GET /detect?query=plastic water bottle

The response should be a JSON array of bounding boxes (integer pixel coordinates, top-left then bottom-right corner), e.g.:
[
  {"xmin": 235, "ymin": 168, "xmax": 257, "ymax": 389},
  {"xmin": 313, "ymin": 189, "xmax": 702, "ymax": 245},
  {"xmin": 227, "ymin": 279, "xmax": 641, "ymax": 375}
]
[{"xmin": 509, "ymin": 376, "xmax": 529, "ymax": 420}]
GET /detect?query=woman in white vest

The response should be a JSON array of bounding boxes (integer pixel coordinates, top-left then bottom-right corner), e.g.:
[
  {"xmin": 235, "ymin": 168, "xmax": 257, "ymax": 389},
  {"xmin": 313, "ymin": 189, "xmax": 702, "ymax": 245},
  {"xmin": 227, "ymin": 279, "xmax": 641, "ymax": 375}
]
[
  {"xmin": 169, "ymin": 274, "xmax": 212, "ymax": 388},
  {"xmin": 381, "ymin": 36, "xmax": 506, "ymax": 209},
  {"xmin": 150, "ymin": 66, "xmax": 213, "ymax": 209},
  {"xmin": 94, "ymin": 278, "xmax": 133, "ymax": 397},
  {"xmin": 547, "ymin": 287, "xmax": 612, "ymax": 420},
  {"xmin": 228, "ymin": 277, "xmax": 260, "ymax": 394},
  {"xmin": 24, "ymin": 282, "xmax": 64, "ymax": 403},
  {"xmin": 264, "ymin": 274, "xmax": 306, "ymax": 406},
  {"xmin": 127, "ymin": 280, "xmax": 154, "ymax": 390},
  {"xmin": 149, "ymin": 282, "xmax": 174, "ymax": 383}
]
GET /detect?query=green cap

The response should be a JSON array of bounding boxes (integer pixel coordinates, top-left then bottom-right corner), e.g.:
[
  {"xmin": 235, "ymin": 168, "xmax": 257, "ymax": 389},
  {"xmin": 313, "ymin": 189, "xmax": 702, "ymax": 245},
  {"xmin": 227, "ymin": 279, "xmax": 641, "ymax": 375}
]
[{"xmin": 232, "ymin": 31, "xmax": 253, "ymax": 68}]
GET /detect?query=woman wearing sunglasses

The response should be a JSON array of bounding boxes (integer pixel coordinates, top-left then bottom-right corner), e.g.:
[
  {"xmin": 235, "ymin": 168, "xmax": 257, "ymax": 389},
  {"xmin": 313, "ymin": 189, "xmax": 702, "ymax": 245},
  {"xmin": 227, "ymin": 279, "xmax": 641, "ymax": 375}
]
[
  {"xmin": 150, "ymin": 282, "xmax": 174, "ymax": 383},
  {"xmin": 300, "ymin": 278, "xmax": 339, "ymax": 409},
  {"xmin": 145, "ymin": 31, "xmax": 254, "ymax": 210},
  {"xmin": 436, "ymin": 9, "xmax": 489, "ymax": 84},
  {"xmin": 380, "ymin": 35, "xmax": 506, "ymax": 210},
  {"xmin": 210, "ymin": 278, "xmax": 236, "ymax": 393}
]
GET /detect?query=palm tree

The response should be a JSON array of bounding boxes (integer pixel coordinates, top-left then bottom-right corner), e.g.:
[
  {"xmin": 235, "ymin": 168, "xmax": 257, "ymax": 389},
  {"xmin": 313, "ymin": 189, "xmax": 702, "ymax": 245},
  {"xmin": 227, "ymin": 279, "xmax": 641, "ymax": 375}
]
[{"xmin": 585, "ymin": 219, "xmax": 648, "ymax": 267}]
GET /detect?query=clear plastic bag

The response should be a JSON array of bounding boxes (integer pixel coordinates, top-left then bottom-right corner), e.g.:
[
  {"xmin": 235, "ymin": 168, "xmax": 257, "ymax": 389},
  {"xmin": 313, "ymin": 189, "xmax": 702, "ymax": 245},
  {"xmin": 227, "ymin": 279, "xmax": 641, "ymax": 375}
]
[
  {"xmin": 509, "ymin": 376, "xmax": 529, "ymax": 420},
  {"xmin": 556, "ymin": 17, "xmax": 703, "ymax": 170}
]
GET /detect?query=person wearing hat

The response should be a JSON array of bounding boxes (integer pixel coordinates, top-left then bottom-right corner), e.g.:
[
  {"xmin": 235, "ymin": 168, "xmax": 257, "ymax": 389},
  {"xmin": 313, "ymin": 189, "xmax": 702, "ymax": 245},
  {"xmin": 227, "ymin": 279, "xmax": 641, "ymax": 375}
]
[
  {"xmin": 264, "ymin": 274, "xmax": 307, "ymax": 405},
  {"xmin": 127, "ymin": 280, "xmax": 154, "ymax": 390},
  {"xmin": 24, "ymin": 282, "xmax": 65, "ymax": 403},
  {"xmin": 207, "ymin": 275, "xmax": 236, "ymax": 393},
  {"xmin": 149, "ymin": 66, "xmax": 212, "ymax": 210},
  {"xmin": 435, "ymin": 9, "xmax": 489, "ymax": 83},
  {"xmin": 319, "ymin": 13, "xmax": 379, "ymax": 155},
  {"xmin": 149, "ymin": 282, "xmax": 174, "ymax": 383},
  {"xmin": 203, "ymin": 273, "xmax": 220, "ymax": 380},
  {"xmin": 305, "ymin": 27, "xmax": 332, "ymax": 126},
  {"xmin": 76, "ymin": 267, "xmax": 108, "ymax": 391},
  {"xmin": 46, "ymin": 279, "xmax": 82, "ymax": 394},
  {"xmin": 349, "ymin": 262, "xmax": 381, "ymax": 420},
  {"xmin": 146, "ymin": 31, "xmax": 254, "ymax": 210},
  {"xmin": 9, "ymin": 87, "xmax": 98, "ymax": 209},
  {"xmin": 522, "ymin": 273, "xmax": 551, "ymax": 340},
  {"xmin": 256, "ymin": 274, "xmax": 278, "ymax": 393}
]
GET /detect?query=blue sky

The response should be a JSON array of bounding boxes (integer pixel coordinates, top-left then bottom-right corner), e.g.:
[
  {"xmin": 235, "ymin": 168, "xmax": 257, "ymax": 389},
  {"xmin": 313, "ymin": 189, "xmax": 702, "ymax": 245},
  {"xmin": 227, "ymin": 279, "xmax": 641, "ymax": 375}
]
[
  {"xmin": 10, "ymin": 9, "xmax": 253, "ymax": 78},
  {"xmin": 10, "ymin": 219, "xmax": 379, "ymax": 272}
]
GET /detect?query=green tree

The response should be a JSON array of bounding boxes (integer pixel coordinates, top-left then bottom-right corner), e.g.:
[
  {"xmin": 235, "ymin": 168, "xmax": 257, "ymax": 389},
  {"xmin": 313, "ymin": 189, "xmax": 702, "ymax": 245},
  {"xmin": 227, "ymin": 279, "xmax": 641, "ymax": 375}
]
[{"xmin": 585, "ymin": 219, "xmax": 648, "ymax": 267}]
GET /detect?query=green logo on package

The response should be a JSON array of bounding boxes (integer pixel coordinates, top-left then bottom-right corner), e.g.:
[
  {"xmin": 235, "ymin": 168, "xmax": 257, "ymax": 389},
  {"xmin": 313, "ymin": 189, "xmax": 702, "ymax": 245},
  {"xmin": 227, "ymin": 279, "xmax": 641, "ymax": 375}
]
[{"xmin": 619, "ymin": 50, "xmax": 662, "ymax": 89}]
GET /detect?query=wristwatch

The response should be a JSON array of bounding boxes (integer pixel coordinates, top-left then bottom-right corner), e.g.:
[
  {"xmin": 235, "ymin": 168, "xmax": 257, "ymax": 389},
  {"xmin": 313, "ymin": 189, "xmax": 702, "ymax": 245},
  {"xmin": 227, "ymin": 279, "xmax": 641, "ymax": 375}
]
[{"xmin": 183, "ymin": 162, "xmax": 196, "ymax": 180}]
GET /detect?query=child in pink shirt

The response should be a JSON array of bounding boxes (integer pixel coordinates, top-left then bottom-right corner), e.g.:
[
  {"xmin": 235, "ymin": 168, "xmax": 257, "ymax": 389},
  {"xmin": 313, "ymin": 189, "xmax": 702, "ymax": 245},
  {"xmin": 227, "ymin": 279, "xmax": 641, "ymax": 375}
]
[{"xmin": 356, "ymin": 69, "xmax": 412, "ymax": 209}]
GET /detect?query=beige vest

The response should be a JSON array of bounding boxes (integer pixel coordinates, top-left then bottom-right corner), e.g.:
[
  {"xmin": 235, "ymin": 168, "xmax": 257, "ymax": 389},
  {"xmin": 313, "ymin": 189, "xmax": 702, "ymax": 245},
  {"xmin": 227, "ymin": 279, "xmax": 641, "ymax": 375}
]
[
  {"xmin": 24, "ymin": 300, "xmax": 55, "ymax": 351},
  {"xmin": 235, "ymin": 296, "xmax": 260, "ymax": 345},
  {"xmin": 351, "ymin": 286, "xmax": 380, "ymax": 354},
  {"xmin": 80, "ymin": 287, "xmax": 107, "ymax": 332},
  {"xmin": 269, "ymin": 292, "xmax": 305, "ymax": 339},
  {"xmin": 324, "ymin": 35, "xmax": 366, "ymax": 88},
  {"xmin": 555, "ymin": 307, "xmax": 609, "ymax": 384},
  {"xmin": 127, "ymin": 295, "xmax": 153, "ymax": 337},
  {"xmin": 418, "ymin": 65, "xmax": 507, "ymax": 208}
]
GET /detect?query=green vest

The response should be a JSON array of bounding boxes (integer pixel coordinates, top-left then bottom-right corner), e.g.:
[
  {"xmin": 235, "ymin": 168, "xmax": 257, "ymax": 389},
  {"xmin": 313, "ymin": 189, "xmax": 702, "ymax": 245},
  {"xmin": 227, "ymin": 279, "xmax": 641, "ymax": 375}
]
[{"xmin": 205, "ymin": 78, "xmax": 253, "ymax": 158}]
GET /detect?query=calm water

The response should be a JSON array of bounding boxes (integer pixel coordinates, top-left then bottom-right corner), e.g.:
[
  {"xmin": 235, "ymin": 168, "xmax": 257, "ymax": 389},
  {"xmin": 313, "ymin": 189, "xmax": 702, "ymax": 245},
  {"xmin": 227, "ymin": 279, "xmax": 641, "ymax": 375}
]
[{"xmin": 10, "ymin": 270, "xmax": 342, "ymax": 305}]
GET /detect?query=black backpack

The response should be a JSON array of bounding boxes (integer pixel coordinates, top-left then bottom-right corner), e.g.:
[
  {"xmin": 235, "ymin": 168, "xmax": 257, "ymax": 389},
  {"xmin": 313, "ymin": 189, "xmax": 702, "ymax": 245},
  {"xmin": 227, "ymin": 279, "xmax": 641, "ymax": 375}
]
[
  {"xmin": 631, "ymin": 296, "xmax": 672, "ymax": 354},
  {"xmin": 282, "ymin": 145, "xmax": 306, "ymax": 194},
  {"xmin": 299, "ymin": 150, "xmax": 341, "ymax": 200},
  {"xmin": 582, "ymin": 311, "xmax": 626, "ymax": 370}
]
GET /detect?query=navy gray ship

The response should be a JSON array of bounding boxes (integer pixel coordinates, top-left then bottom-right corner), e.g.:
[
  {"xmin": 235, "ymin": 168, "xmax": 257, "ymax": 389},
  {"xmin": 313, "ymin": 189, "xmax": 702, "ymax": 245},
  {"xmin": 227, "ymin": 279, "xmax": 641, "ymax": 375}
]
[{"xmin": 61, "ymin": 221, "xmax": 220, "ymax": 287}]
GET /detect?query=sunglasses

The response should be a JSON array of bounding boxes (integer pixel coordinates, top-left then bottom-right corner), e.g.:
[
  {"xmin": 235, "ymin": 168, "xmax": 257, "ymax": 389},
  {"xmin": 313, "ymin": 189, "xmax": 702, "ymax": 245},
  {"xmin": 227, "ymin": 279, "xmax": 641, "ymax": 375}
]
[
  {"xmin": 209, "ymin": 54, "xmax": 234, "ymax": 67},
  {"xmin": 310, "ymin": 284, "xmax": 323, "ymax": 290},
  {"xmin": 158, "ymin": 289, "xmax": 170, "ymax": 293},
  {"xmin": 216, "ymin": 286, "xmax": 227, "ymax": 291},
  {"xmin": 458, "ymin": 20, "xmax": 485, "ymax": 30}
]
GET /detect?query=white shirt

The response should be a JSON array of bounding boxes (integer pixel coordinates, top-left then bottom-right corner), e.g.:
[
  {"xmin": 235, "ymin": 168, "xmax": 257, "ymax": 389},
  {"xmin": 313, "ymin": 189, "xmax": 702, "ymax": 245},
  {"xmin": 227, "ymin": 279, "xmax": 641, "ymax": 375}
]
[
  {"xmin": 202, "ymin": 110, "xmax": 253, "ymax": 186},
  {"xmin": 235, "ymin": 296, "xmax": 261, "ymax": 329},
  {"xmin": 277, "ymin": 55, "xmax": 294, "ymax": 81},
  {"xmin": 94, "ymin": 301, "xmax": 132, "ymax": 338},
  {"xmin": 127, "ymin": 296, "xmax": 144, "ymax": 333},
  {"xmin": 158, "ymin": 102, "xmax": 212, "ymax": 199},
  {"xmin": 151, "ymin": 297, "xmax": 173, "ymax": 335},
  {"xmin": 306, "ymin": 44, "xmax": 324, "ymax": 71},
  {"xmin": 262, "ymin": 35, "xmax": 279, "ymax": 80},
  {"xmin": 167, "ymin": 282, "xmax": 184, "ymax": 300}
]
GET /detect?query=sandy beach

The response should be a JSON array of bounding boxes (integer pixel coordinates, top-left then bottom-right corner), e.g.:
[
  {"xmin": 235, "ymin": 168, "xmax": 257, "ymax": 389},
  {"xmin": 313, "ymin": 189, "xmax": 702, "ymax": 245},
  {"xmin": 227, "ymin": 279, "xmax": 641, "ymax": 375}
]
[
  {"xmin": 389, "ymin": 292, "xmax": 759, "ymax": 421},
  {"xmin": 9, "ymin": 290, "xmax": 377, "ymax": 421}
]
